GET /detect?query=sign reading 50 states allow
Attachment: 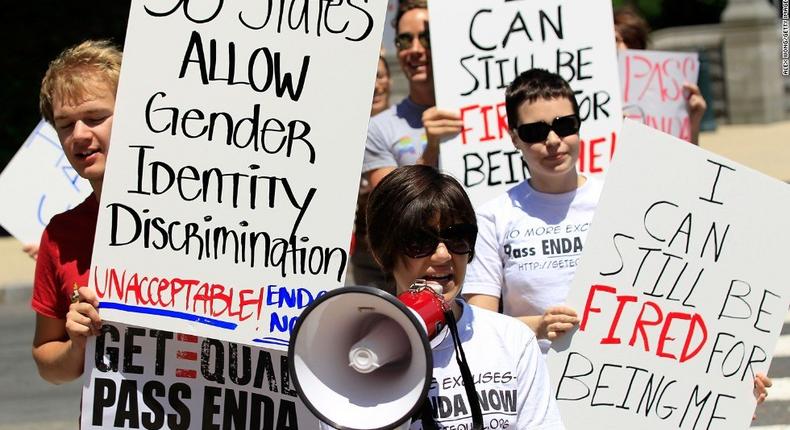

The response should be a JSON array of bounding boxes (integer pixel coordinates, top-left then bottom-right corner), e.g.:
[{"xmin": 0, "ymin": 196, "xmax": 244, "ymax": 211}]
[{"xmin": 90, "ymin": 0, "xmax": 388, "ymax": 348}]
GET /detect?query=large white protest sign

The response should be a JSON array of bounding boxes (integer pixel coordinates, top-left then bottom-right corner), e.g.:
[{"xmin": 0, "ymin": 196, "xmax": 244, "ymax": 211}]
[
  {"xmin": 81, "ymin": 321, "xmax": 318, "ymax": 429},
  {"xmin": 547, "ymin": 120, "xmax": 790, "ymax": 429},
  {"xmin": 91, "ymin": 1, "xmax": 388, "ymax": 348},
  {"xmin": 429, "ymin": 0, "xmax": 623, "ymax": 205},
  {"xmin": 619, "ymin": 49, "xmax": 699, "ymax": 141},
  {"xmin": 0, "ymin": 120, "xmax": 91, "ymax": 244}
]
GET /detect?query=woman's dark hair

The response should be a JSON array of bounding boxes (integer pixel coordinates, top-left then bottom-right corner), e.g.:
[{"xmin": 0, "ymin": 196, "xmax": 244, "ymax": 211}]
[
  {"xmin": 614, "ymin": 6, "xmax": 650, "ymax": 50},
  {"xmin": 505, "ymin": 68, "xmax": 580, "ymax": 129},
  {"xmin": 366, "ymin": 165, "xmax": 476, "ymax": 273}
]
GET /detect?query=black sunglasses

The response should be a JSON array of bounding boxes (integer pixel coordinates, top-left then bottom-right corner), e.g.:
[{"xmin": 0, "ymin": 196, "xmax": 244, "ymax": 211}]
[
  {"xmin": 404, "ymin": 223, "xmax": 477, "ymax": 259},
  {"xmin": 395, "ymin": 31, "xmax": 430, "ymax": 51},
  {"xmin": 515, "ymin": 114, "xmax": 580, "ymax": 144}
]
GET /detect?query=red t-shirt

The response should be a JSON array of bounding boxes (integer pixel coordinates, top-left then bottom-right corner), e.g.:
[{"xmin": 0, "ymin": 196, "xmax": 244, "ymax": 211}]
[{"xmin": 32, "ymin": 195, "xmax": 99, "ymax": 319}]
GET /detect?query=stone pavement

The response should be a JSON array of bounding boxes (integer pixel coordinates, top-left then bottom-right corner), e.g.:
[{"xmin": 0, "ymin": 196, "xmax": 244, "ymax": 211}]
[
  {"xmin": 699, "ymin": 120, "xmax": 790, "ymax": 183},
  {"xmin": 1, "ymin": 120, "xmax": 789, "ymax": 303}
]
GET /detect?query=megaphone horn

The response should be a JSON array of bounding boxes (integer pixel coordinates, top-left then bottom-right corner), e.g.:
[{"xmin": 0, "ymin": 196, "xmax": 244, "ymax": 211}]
[{"xmin": 288, "ymin": 284, "xmax": 448, "ymax": 430}]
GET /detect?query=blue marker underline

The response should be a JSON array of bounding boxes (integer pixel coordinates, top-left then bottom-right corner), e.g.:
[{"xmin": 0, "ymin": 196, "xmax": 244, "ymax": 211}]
[
  {"xmin": 253, "ymin": 337, "xmax": 290, "ymax": 347},
  {"xmin": 99, "ymin": 302, "xmax": 238, "ymax": 330}
]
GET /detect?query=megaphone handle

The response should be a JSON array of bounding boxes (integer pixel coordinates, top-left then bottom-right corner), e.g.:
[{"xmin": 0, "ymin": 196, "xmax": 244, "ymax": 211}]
[{"xmin": 444, "ymin": 309, "xmax": 484, "ymax": 430}]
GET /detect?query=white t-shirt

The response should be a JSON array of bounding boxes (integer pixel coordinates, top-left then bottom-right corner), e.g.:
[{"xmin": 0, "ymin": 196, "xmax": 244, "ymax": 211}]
[
  {"xmin": 363, "ymin": 97, "xmax": 430, "ymax": 174},
  {"xmin": 464, "ymin": 178, "xmax": 603, "ymax": 353},
  {"xmin": 412, "ymin": 300, "xmax": 563, "ymax": 429}
]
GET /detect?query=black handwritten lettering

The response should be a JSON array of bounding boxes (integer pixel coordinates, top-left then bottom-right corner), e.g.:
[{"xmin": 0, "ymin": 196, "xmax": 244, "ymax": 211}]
[
  {"xmin": 145, "ymin": 0, "xmax": 223, "ymax": 24},
  {"xmin": 145, "ymin": 92, "xmax": 316, "ymax": 164},
  {"xmin": 699, "ymin": 160, "xmax": 736, "ymax": 205},
  {"xmin": 179, "ymin": 32, "xmax": 311, "ymax": 101}
]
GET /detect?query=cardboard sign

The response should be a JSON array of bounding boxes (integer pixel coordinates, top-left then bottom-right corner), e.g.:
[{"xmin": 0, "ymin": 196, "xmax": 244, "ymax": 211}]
[
  {"xmin": 0, "ymin": 120, "xmax": 91, "ymax": 244},
  {"xmin": 90, "ymin": 1, "xmax": 388, "ymax": 348},
  {"xmin": 619, "ymin": 49, "xmax": 699, "ymax": 141},
  {"xmin": 547, "ymin": 120, "xmax": 790, "ymax": 429},
  {"xmin": 81, "ymin": 321, "xmax": 318, "ymax": 429},
  {"xmin": 429, "ymin": 0, "xmax": 623, "ymax": 205}
]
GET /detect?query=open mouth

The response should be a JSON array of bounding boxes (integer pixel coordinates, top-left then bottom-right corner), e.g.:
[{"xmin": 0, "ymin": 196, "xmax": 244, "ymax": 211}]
[
  {"xmin": 424, "ymin": 273, "xmax": 454, "ymax": 284},
  {"xmin": 77, "ymin": 149, "xmax": 99, "ymax": 159},
  {"xmin": 408, "ymin": 60, "xmax": 427, "ymax": 70}
]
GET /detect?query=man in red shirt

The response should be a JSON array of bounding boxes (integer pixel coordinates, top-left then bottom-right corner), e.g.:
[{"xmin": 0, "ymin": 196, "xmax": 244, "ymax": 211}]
[{"xmin": 31, "ymin": 39, "xmax": 120, "ymax": 384}]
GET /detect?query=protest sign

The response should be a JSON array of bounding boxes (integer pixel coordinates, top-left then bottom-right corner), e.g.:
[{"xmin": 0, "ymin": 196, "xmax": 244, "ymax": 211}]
[
  {"xmin": 429, "ymin": 0, "xmax": 622, "ymax": 205},
  {"xmin": 547, "ymin": 120, "xmax": 790, "ymax": 429},
  {"xmin": 90, "ymin": 1, "xmax": 388, "ymax": 348},
  {"xmin": 619, "ymin": 49, "xmax": 699, "ymax": 141},
  {"xmin": 81, "ymin": 321, "xmax": 318, "ymax": 429},
  {"xmin": 0, "ymin": 120, "xmax": 91, "ymax": 244}
]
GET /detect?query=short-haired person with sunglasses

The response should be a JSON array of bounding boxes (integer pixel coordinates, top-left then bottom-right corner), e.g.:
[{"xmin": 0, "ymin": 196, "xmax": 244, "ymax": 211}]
[
  {"xmin": 366, "ymin": 164, "xmax": 564, "ymax": 429},
  {"xmin": 463, "ymin": 69, "xmax": 598, "ymax": 355},
  {"xmin": 463, "ymin": 68, "xmax": 773, "ymax": 418}
]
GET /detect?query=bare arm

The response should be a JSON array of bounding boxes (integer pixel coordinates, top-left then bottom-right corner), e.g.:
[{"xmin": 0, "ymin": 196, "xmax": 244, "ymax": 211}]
[
  {"xmin": 524, "ymin": 306, "xmax": 579, "ymax": 340},
  {"xmin": 467, "ymin": 292, "xmax": 579, "ymax": 340},
  {"xmin": 32, "ymin": 287, "xmax": 101, "ymax": 384},
  {"xmin": 465, "ymin": 293, "xmax": 499, "ymax": 311}
]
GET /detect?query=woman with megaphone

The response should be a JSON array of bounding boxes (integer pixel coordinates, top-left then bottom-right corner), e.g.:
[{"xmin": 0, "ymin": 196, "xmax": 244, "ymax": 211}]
[{"xmin": 289, "ymin": 165, "xmax": 564, "ymax": 430}]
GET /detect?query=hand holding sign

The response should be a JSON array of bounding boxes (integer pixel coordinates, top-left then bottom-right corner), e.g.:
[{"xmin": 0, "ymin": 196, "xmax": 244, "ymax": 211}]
[
  {"xmin": 421, "ymin": 107, "xmax": 462, "ymax": 166},
  {"xmin": 538, "ymin": 306, "xmax": 580, "ymax": 341},
  {"xmin": 65, "ymin": 286, "xmax": 102, "ymax": 349},
  {"xmin": 618, "ymin": 49, "xmax": 700, "ymax": 143}
]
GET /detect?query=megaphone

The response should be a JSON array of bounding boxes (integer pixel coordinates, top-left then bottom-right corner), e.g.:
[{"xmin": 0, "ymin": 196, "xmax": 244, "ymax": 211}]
[{"xmin": 288, "ymin": 283, "xmax": 450, "ymax": 430}]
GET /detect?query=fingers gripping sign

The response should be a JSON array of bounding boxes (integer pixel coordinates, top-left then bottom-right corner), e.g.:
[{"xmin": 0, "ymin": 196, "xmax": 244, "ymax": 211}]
[
  {"xmin": 423, "ymin": 107, "xmax": 463, "ymax": 143},
  {"xmin": 540, "ymin": 305, "xmax": 580, "ymax": 340},
  {"xmin": 66, "ymin": 285, "xmax": 103, "ymax": 348},
  {"xmin": 419, "ymin": 107, "xmax": 463, "ymax": 166}
]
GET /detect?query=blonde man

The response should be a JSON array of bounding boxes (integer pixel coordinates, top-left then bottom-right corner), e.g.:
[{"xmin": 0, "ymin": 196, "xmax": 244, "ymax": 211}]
[{"xmin": 32, "ymin": 40, "xmax": 120, "ymax": 383}]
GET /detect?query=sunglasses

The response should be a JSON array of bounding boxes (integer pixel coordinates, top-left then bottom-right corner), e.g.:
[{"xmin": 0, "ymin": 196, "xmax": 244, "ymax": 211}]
[
  {"xmin": 515, "ymin": 114, "xmax": 580, "ymax": 144},
  {"xmin": 395, "ymin": 31, "xmax": 430, "ymax": 51},
  {"xmin": 404, "ymin": 223, "xmax": 478, "ymax": 259}
]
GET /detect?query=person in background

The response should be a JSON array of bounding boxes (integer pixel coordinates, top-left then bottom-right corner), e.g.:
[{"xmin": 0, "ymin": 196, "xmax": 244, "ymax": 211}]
[
  {"xmin": 464, "ymin": 69, "xmax": 593, "ymax": 353},
  {"xmin": 363, "ymin": 0, "xmax": 461, "ymax": 190},
  {"xmin": 352, "ymin": 54, "xmax": 394, "ymax": 292},
  {"xmin": 357, "ymin": 0, "xmax": 461, "ymax": 293},
  {"xmin": 31, "ymin": 39, "xmax": 118, "ymax": 383},
  {"xmin": 372, "ymin": 54, "xmax": 391, "ymax": 117},
  {"xmin": 462, "ymin": 68, "xmax": 771, "ymax": 418},
  {"xmin": 614, "ymin": 6, "xmax": 707, "ymax": 145}
]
